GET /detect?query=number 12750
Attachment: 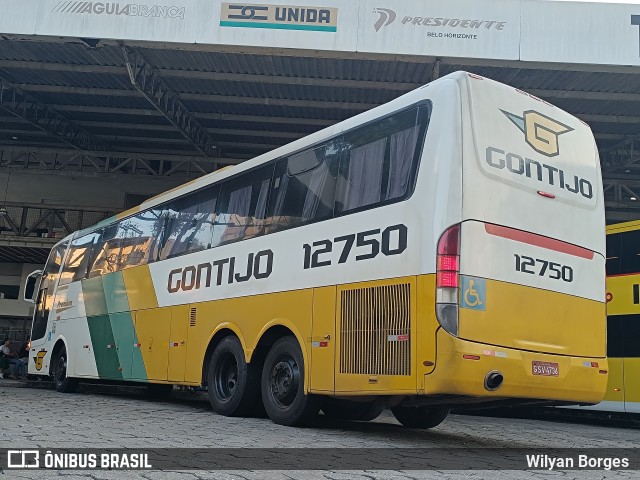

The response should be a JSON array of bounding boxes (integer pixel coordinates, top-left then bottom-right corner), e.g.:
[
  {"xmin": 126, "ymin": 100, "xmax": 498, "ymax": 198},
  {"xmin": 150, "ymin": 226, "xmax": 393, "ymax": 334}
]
[{"xmin": 514, "ymin": 254, "xmax": 573, "ymax": 283}]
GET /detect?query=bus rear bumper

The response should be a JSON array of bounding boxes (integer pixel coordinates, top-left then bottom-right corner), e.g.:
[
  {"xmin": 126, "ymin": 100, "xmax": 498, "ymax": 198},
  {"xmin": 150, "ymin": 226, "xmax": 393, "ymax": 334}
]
[{"xmin": 424, "ymin": 329, "xmax": 608, "ymax": 405}]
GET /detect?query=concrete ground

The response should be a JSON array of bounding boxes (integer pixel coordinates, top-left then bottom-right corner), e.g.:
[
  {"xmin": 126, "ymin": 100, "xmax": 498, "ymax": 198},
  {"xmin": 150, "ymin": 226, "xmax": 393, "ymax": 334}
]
[{"xmin": 1, "ymin": 381, "xmax": 638, "ymax": 480}]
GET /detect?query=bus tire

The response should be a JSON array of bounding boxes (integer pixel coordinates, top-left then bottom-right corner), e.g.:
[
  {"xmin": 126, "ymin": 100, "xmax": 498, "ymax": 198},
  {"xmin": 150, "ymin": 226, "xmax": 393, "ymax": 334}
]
[
  {"xmin": 322, "ymin": 399, "xmax": 384, "ymax": 421},
  {"xmin": 261, "ymin": 336, "xmax": 320, "ymax": 426},
  {"xmin": 391, "ymin": 406, "xmax": 449, "ymax": 429},
  {"xmin": 52, "ymin": 346, "xmax": 78, "ymax": 393},
  {"xmin": 145, "ymin": 383, "xmax": 173, "ymax": 399},
  {"xmin": 207, "ymin": 335, "xmax": 260, "ymax": 416}
]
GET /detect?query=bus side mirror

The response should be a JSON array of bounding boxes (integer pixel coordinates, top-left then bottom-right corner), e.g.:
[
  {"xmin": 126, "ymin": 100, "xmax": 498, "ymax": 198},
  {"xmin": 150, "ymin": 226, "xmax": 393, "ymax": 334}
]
[{"xmin": 23, "ymin": 270, "xmax": 42, "ymax": 303}]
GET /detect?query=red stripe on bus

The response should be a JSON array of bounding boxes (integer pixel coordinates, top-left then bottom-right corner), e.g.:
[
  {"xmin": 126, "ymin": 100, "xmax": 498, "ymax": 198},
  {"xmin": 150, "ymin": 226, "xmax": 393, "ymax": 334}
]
[{"xmin": 484, "ymin": 224, "xmax": 594, "ymax": 259}]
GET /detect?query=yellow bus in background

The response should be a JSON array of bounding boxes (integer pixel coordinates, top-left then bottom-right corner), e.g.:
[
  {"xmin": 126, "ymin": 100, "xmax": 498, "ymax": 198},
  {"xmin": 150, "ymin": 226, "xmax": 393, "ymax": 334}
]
[{"xmin": 599, "ymin": 220, "xmax": 640, "ymax": 413}]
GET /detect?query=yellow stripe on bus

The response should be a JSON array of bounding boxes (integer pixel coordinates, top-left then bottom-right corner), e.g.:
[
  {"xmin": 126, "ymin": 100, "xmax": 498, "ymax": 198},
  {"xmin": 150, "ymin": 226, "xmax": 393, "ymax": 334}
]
[
  {"xmin": 606, "ymin": 220, "xmax": 640, "ymax": 235},
  {"xmin": 115, "ymin": 205, "xmax": 141, "ymax": 221},
  {"xmin": 122, "ymin": 265, "xmax": 159, "ymax": 312}
]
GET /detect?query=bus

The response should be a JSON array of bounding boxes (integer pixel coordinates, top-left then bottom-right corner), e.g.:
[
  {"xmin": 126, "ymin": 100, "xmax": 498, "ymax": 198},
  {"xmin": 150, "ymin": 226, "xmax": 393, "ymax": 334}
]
[
  {"xmin": 23, "ymin": 71, "xmax": 607, "ymax": 428},
  {"xmin": 583, "ymin": 220, "xmax": 640, "ymax": 413}
]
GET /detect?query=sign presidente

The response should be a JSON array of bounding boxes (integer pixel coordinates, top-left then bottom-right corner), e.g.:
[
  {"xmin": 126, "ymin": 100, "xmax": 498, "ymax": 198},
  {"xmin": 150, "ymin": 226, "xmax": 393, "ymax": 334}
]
[{"xmin": 372, "ymin": 7, "xmax": 506, "ymax": 32}]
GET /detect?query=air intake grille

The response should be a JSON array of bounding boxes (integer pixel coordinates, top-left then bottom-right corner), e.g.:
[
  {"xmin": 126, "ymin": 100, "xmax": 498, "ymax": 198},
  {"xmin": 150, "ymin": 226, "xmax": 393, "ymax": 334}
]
[
  {"xmin": 189, "ymin": 307, "xmax": 197, "ymax": 327},
  {"xmin": 340, "ymin": 283, "xmax": 411, "ymax": 376}
]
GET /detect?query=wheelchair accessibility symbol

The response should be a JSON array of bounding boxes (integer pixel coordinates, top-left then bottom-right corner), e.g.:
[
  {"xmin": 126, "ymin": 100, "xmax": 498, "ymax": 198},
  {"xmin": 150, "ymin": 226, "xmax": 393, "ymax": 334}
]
[{"xmin": 461, "ymin": 276, "xmax": 486, "ymax": 311}]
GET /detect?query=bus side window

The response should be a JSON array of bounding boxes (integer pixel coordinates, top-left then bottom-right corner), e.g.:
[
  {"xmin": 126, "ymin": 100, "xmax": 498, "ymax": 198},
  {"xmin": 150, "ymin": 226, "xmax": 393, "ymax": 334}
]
[
  {"xmin": 212, "ymin": 165, "xmax": 274, "ymax": 247},
  {"xmin": 60, "ymin": 232, "xmax": 100, "ymax": 285},
  {"xmin": 117, "ymin": 207, "xmax": 165, "ymax": 269},
  {"xmin": 622, "ymin": 315, "xmax": 640, "ymax": 358},
  {"xmin": 606, "ymin": 315, "xmax": 623, "ymax": 358},
  {"xmin": 266, "ymin": 144, "xmax": 338, "ymax": 233},
  {"xmin": 89, "ymin": 225, "xmax": 124, "ymax": 277},
  {"xmin": 619, "ymin": 230, "xmax": 640, "ymax": 275},
  {"xmin": 159, "ymin": 186, "xmax": 218, "ymax": 261},
  {"xmin": 606, "ymin": 233, "xmax": 621, "ymax": 276},
  {"xmin": 335, "ymin": 107, "xmax": 427, "ymax": 215}
]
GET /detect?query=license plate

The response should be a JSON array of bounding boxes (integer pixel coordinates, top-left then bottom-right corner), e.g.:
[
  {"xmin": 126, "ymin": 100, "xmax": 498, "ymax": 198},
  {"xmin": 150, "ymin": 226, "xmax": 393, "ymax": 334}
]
[{"xmin": 532, "ymin": 361, "xmax": 559, "ymax": 377}]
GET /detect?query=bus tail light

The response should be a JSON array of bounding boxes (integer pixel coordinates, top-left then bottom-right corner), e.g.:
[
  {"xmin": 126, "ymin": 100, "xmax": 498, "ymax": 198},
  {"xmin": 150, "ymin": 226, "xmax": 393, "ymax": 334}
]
[{"xmin": 436, "ymin": 224, "xmax": 460, "ymax": 336}]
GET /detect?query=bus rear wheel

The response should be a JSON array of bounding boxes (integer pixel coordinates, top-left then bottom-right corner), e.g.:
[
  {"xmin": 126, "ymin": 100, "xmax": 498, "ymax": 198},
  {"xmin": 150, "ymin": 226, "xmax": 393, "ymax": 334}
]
[
  {"xmin": 52, "ymin": 346, "xmax": 78, "ymax": 393},
  {"xmin": 207, "ymin": 335, "xmax": 260, "ymax": 416},
  {"xmin": 391, "ymin": 406, "xmax": 449, "ymax": 429},
  {"xmin": 322, "ymin": 399, "xmax": 385, "ymax": 421},
  {"xmin": 261, "ymin": 336, "xmax": 320, "ymax": 426}
]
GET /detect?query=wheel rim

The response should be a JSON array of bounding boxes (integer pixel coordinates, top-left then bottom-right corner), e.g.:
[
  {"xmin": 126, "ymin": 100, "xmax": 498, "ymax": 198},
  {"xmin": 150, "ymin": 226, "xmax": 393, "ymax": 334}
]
[
  {"xmin": 269, "ymin": 355, "xmax": 300, "ymax": 408},
  {"xmin": 214, "ymin": 352, "xmax": 238, "ymax": 402},
  {"xmin": 54, "ymin": 354, "xmax": 67, "ymax": 387}
]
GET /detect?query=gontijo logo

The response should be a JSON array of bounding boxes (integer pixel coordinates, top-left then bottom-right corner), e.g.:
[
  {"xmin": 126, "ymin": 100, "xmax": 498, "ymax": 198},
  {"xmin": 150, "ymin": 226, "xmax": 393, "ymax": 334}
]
[
  {"xmin": 220, "ymin": 3, "xmax": 337, "ymax": 32},
  {"xmin": 501, "ymin": 110, "xmax": 573, "ymax": 157},
  {"xmin": 485, "ymin": 109, "xmax": 592, "ymax": 200}
]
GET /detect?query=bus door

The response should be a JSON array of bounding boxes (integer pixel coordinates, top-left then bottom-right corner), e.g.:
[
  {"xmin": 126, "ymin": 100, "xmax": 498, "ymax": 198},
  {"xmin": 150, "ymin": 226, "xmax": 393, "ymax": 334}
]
[
  {"xmin": 133, "ymin": 308, "xmax": 171, "ymax": 381},
  {"xmin": 310, "ymin": 286, "xmax": 336, "ymax": 393},
  {"xmin": 604, "ymin": 313, "xmax": 626, "ymax": 410},
  {"xmin": 605, "ymin": 310, "xmax": 640, "ymax": 413},
  {"xmin": 30, "ymin": 241, "xmax": 68, "ymax": 347},
  {"xmin": 168, "ymin": 305, "xmax": 190, "ymax": 382}
]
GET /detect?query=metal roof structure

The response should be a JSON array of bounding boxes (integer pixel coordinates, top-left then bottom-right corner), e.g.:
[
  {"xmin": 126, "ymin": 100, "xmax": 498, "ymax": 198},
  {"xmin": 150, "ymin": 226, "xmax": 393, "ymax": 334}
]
[
  {"xmin": 1, "ymin": 35, "xmax": 640, "ymax": 262},
  {"xmin": 1, "ymin": 41, "xmax": 639, "ymax": 184}
]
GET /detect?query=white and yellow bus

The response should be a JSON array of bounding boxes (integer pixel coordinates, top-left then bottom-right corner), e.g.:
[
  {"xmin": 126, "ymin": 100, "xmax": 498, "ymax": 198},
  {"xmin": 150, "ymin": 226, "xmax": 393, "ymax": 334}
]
[
  {"xmin": 24, "ymin": 72, "xmax": 607, "ymax": 427},
  {"xmin": 580, "ymin": 220, "xmax": 640, "ymax": 413}
]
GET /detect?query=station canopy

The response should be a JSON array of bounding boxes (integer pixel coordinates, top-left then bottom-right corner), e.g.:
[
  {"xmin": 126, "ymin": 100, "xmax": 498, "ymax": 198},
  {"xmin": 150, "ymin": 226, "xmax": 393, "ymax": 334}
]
[{"xmin": 1, "ymin": 0, "xmax": 640, "ymax": 262}]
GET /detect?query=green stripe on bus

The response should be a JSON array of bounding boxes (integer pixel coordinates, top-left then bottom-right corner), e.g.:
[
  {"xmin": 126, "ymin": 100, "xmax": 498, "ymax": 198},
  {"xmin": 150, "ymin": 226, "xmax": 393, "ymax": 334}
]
[
  {"xmin": 87, "ymin": 314, "xmax": 123, "ymax": 380},
  {"xmin": 109, "ymin": 312, "xmax": 147, "ymax": 381},
  {"xmin": 219, "ymin": 21, "xmax": 337, "ymax": 32},
  {"xmin": 103, "ymin": 272, "xmax": 130, "ymax": 314},
  {"xmin": 101, "ymin": 272, "xmax": 147, "ymax": 380},
  {"xmin": 81, "ymin": 277, "xmax": 108, "ymax": 317}
]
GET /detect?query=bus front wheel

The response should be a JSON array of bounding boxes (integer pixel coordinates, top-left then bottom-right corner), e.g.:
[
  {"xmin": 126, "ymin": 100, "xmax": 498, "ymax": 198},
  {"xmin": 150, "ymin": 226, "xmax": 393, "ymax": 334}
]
[
  {"xmin": 52, "ymin": 346, "xmax": 78, "ymax": 393},
  {"xmin": 391, "ymin": 406, "xmax": 449, "ymax": 429},
  {"xmin": 261, "ymin": 336, "xmax": 320, "ymax": 426},
  {"xmin": 207, "ymin": 335, "xmax": 260, "ymax": 416}
]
